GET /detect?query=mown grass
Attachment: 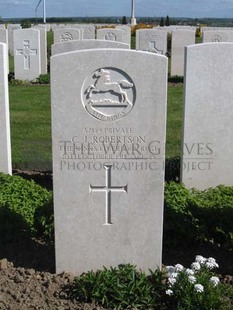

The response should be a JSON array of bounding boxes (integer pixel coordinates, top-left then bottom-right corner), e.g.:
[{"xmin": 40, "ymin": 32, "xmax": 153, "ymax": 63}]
[
  {"xmin": 9, "ymin": 85, "xmax": 52, "ymax": 170},
  {"xmin": 9, "ymin": 83, "xmax": 183, "ymax": 170}
]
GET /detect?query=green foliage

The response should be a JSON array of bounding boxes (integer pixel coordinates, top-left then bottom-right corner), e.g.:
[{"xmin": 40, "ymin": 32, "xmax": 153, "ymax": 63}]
[
  {"xmin": 70, "ymin": 264, "xmax": 166, "ymax": 309},
  {"xmin": 0, "ymin": 173, "xmax": 53, "ymax": 242},
  {"xmin": 20, "ymin": 19, "xmax": 31, "ymax": 28},
  {"xmin": 35, "ymin": 74, "xmax": 50, "ymax": 84},
  {"xmin": 168, "ymin": 75, "xmax": 184, "ymax": 83},
  {"xmin": 122, "ymin": 16, "xmax": 127, "ymax": 25},
  {"xmin": 190, "ymin": 186, "xmax": 233, "ymax": 250},
  {"xmin": 70, "ymin": 260, "xmax": 232, "ymax": 309},
  {"xmin": 164, "ymin": 182, "xmax": 233, "ymax": 250}
]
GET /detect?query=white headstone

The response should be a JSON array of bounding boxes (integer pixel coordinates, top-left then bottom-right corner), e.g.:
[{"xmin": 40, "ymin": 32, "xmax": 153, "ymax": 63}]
[
  {"xmin": 53, "ymin": 28, "xmax": 82, "ymax": 44},
  {"xmin": 203, "ymin": 31, "xmax": 229, "ymax": 43},
  {"xmin": 171, "ymin": 30, "xmax": 195, "ymax": 76},
  {"xmin": 72, "ymin": 25, "xmax": 95, "ymax": 39},
  {"xmin": 7, "ymin": 24, "xmax": 22, "ymax": 55},
  {"xmin": 0, "ymin": 43, "xmax": 12, "ymax": 175},
  {"xmin": 14, "ymin": 29, "xmax": 41, "ymax": 81},
  {"xmin": 51, "ymin": 49, "xmax": 167, "ymax": 274},
  {"xmin": 116, "ymin": 25, "xmax": 131, "ymax": 47},
  {"xmin": 33, "ymin": 26, "xmax": 47, "ymax": 74},
  {"xmin": 181, "ymin": 43, "xmax": 233, "ymax": 189},
  {"xmin": 51, "ymin": 39, "xmax": 129, "ymax": 56},
  {"xmin": 136, "ymin": 29, "xmax": 167, "ymax": 55},
  {"xmin": 0, "ymin": 29, "xmax": 8, "ymax": 44},
  {"xmin": 97, "ymin": 28, "xmax": 124, "ymax": 43}
]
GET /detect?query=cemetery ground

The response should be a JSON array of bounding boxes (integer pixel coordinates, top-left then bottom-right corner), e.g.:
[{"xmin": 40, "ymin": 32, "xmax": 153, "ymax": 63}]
[{"xmin": 0, "ymin": 81, "xmax": 232, "ymax": 309}]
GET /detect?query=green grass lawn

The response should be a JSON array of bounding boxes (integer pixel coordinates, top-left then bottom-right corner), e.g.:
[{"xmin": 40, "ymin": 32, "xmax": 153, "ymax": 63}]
[{"xmin": 9, "ymin": 83, "xmax": 183, "ymax": 171}]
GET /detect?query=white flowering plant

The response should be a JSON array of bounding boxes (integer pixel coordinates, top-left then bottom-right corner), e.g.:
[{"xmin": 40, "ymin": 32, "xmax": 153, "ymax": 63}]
[{"xmin": 163, "ymin": 255, "xmax": 231, "ymax": 309}]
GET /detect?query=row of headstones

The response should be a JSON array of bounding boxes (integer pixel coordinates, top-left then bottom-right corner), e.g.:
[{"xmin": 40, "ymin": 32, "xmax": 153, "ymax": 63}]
[
  {"xmin": 3, "ymin": 25, "xmax": 233, "ymax": 80},
  {"xmin": 1, "ymin": 40, "xmax": 233, "ymax": 274},
  {"xmin": 51, "ymin": 42, "xmax": 233, "ymax": 274}
]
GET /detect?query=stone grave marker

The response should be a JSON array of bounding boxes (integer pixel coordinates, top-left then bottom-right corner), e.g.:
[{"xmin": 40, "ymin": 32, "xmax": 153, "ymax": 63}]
[
  {"xmin": 33, "ymin": 26, "xmax": 47, "ymax": 74},
  {"xmin": 97, "ymin": 28, "xmax": 124, "ymax": 43},
  {"xmin": 203, "ymin": 30, "xmax": 229, "ymax": 43},
  {"xmin": 136, "ymin": 29, "xmax": 167, "ymax": 55},
  {"xmin": 14, "ymin": 28, "xmax": 41, "ymax": 81},
  {"xmin": 51, "ymin": 39, "xmax": 129, "ymax": 55},
  {"xmin": 72, "ymin": 25, "xmax": 95, "ymax": 39},
  {"xmin": 7, "ymin": 24, "xmax": 21, "ymax": 55},
  {"xmin": 181, "ymin": 43, "xmax": 233, "ymax": 189},
  {"xmin": 53, "ymin": 28, "xmax": 82, "ymax": 44},
  {"xmin": 116, "ymin": 25, "xmax": 131, "ymax": 47},
  {"xmin": 0, "ymin": 43, "xmax": 12, "ymax": 174},
  {"xmin": 171, "ymin": 29, "xmax": 195, "ymax": 76},
  {"xmin": 51, "ymin": 49, "xmax": 167, "ymax": 274}
]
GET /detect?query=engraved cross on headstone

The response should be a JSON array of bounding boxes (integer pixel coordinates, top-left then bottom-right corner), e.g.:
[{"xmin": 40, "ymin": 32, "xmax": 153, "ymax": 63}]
[
  {"xmin": 16, "ymin": 40, "xmax": 37, "ymax": 70},
  {"xmin": 89, "ymin": 165, "xmax": 128, "ymax": 225},
  {"xmin": 148, "ymin": 41, "xmax": 163, "ymax": 54}
]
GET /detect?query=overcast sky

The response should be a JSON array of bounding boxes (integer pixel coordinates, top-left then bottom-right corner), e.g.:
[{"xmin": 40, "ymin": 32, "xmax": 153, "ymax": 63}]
[{"xmin": 1, "ymin": 0, "xmax": 233, "ymax": 19}]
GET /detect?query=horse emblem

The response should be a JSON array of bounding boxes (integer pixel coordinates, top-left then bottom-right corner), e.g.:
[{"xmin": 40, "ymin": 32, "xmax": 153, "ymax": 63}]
[{"xmin": 82, "ymin": 68, "xmax": 135, "ymax": 122}]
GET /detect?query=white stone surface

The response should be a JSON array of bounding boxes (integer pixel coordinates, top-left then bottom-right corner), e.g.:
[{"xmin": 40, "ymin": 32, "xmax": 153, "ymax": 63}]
[
  {"xmin": 51, "ymin": 49, "xmax": 167, "ymax": 274},
  {"xmin": 14, "ymin": 29, "xmax": 41, "ymax": 81},
  {"xmin": 203, "ymin": 31, "xmax": 229, "ymax": 43},
  {"xmin": 97, "ymin": 28, "xmax": 124, "ymax": 42},
  {"xmin": 171, "ymin": 29, "xmax": 195, "ymax": 76},
  {"xmin": 53, "ymin": 28, "xmax": 82, "ymax": 43},
  {"xmin": 181, "ymin": 43, "xmax": 233, "ymax": 189},
  {"xmin": 116, "ymin": 25, "xmax": 131, "ymax": 47},
  {"xmin": 136, "ymin": 29, "xmax": 167, "ymax": 55},
  {"xmin": 0, "ymin": 43, "xmax": 12, "ymax": 175},
  {"xmin": 7, "ymin": 24, "xmax": 21, "ymax": 55},
  {"xmin": 34, "ymin": 27, "xmax": 47, "ymax": 74},
  {"xmin": 72, "ymin": 25, "xmax": 95, "ymax": 39},
  {"xmin": 0, "ymin": 29, "xmax": 7, "ymax": 44},
  {"xmin": 52, "ymin": 39, "xmax": 129, "ymax": 55}
]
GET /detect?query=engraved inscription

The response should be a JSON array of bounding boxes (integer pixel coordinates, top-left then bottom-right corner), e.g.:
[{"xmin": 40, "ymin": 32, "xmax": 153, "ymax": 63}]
[
  {"xmin": 16, "ymin": 40, "xmax": 37, "ymax": 70},
  {"xmin": 60, "ymin": 32, "xmax": 73, "ymax": 42},
  {"xmin": 82, "ymin": 67, "xmax": 136, "ymax": 122},
  {"xmin": 104, "ymin": 32, "xmax": 116, "ymax": 41},
  {"xmin": 211, "ymin": 35, "xmax": 222, "ymax": 42},
  {"xmin": 89, "ymin": 165, "xmax": 128, "ymax": 225},
  {"xmin": 148, "ymin": 40, "xmax": 163, "ymax": 54}
]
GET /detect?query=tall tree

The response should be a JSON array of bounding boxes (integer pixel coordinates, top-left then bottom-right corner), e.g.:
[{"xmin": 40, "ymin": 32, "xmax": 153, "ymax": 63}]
[
  {"xmin": 160, "ymin": 17, "xmax": 164, "ymax": 27},
  {"xmin": 165, "ymin": 15, "xmax": 170, "ymax": 26}
]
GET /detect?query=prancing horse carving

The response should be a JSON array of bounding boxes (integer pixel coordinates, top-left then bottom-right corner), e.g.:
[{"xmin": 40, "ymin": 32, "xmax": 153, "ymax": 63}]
[{"xmin": 85, "ymin": 69, "xmax": 134, "ymax": 106}]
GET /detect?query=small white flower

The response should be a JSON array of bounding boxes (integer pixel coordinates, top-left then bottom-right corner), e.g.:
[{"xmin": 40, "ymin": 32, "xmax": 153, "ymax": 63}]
[
  {"xmin": 185, "ymin": 268, "xmax": 194, "ymax": 276},
  {"xmin": 194, "ymin": 284, "xmax": 204, "ymax": 293},
  {"xmin": 170, "ymin": 272, "xmax": 178, "ymax": 278},
  {"xmin": 168, "ymin": 277, "xmax": 177, "ymax": 286},
  {"xmin": 195, "ymin": 255, "xmax": 207, "ymax": 265},
  {"xmin": 210, "ymin": 276, "xmax": 220, "ymax": 287},
  {"xmin": 166, "ymin": 289, "xmax": 173, "ymax": 296},
  {"xmin": 188, "ymin": 275, "xmax": 196, "ymax": 284},
  {"xmin": 175, "ymin": 264, "xmax": 184, "ymax": 272},
  {"xmin": 206, "ymin": 257, "xmax": 219, "ymax": 269},
  {"xmin": 191, "ymin": 262, "xmax": 201, "ymax": 271}
]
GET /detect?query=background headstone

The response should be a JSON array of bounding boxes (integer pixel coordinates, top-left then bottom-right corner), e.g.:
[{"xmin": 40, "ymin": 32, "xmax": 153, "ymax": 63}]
[
  {"xmin": 14, "ymin": 28, "xmax": 41, "ymax": 81},
  {"xmin": 203, "ymin": 30, "xmax": 229, "ymax": 43},
  {"xmin": 181, "ymin": 43, "xmax": 233, "ymax": 189},
  {"xmin": 53, "ymin": 28, "xmax": 82, "ymax": 44},
  {"xmin": 136, "ymin": 29, "xmax": 167, "ymax": 55},
  {"xmin": 0, "ymin": 43, "xmax": 12, "ymax": 174},
  {"xmin": 72, "ymin": 25, "xmax": 95, "ymax": 39},
  {"xmin": 171, "ymin": 30, "xmax": 195, "ymax": 76},
  {"xmin": 7, "ymin": 24, "xmax": 21, "ymax": 55},
  {"xmin": 52, "ymin": 39, "xmax": 129, "ymax": 55},
  {"xmin": 51, "ymin": 49, "xmax": 167, "ymax": 274},
  {"xmin": 97, "ymin": 28, "xmax": 124, "ymax": 43},
  {"xmin": 116, "ymin": 25, "xmax": 131, "ymax": 47}
]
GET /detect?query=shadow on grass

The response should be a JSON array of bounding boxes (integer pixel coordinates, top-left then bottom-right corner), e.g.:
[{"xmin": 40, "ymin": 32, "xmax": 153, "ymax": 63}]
[
  {"xmin": 0, "ymin": 206, "xmax": 55, "ymax": 272},
  {"xmin": 165, "ymin": 156, "xmax": 181, "ymax": 182}
]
